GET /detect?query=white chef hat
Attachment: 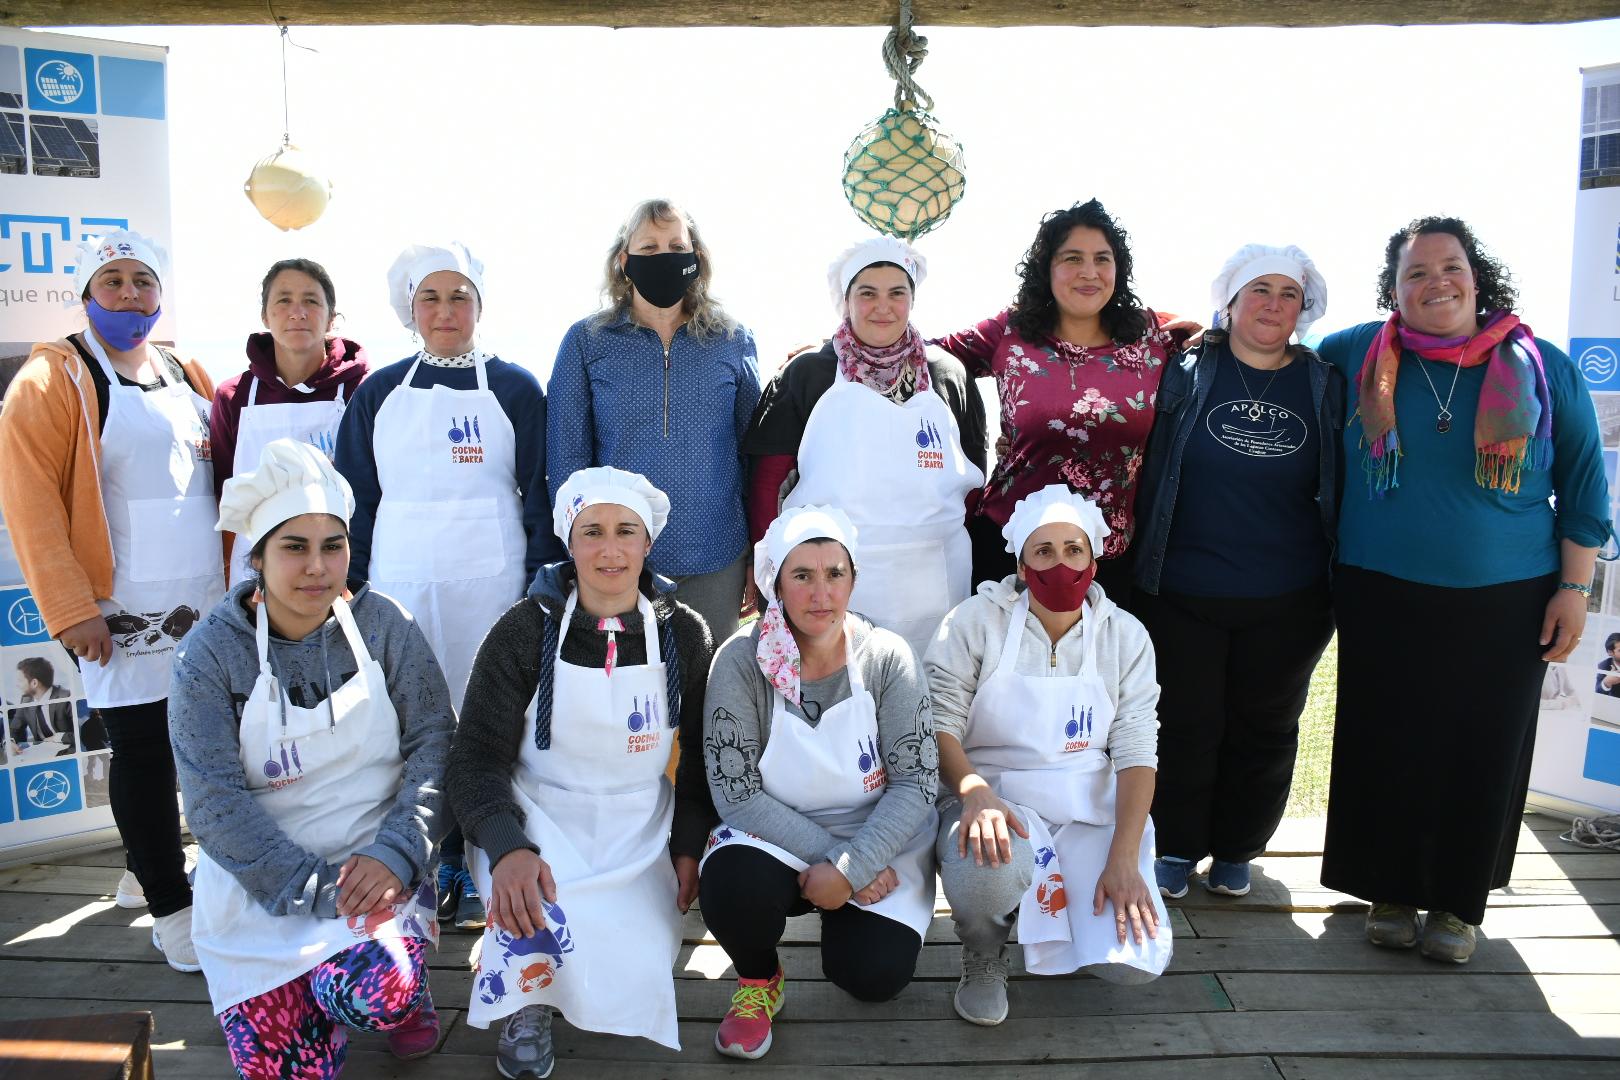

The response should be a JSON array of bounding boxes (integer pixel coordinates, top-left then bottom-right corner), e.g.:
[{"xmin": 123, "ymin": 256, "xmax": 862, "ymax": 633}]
[
  {"xmin": 386, "ymin": 241, "xmax": 485, "ymax": 329},
  {"xmin": 553, "ymin": 466, "xmax": 671, "ymax": 552},
  {"xmin": 1210, "ymin": 243, "xmax": 1328, "ymax": 336},
  {"xmin": 753, "ymin": 505, "xmax": 860, "ymax": 602},
  {"xmin": 1002, "ymin": 484, "xmax": 1110, "ymax": 561},
  {"xmin": 216, "ymin": 438, "xmax": 355, "ymax": 549},
  {"xmin": 827, "ymin": 236, "xmax": 927, "ymax": 316},
  {"xmin": 68, "ymin": 229, "xmax": 168, "ymax": 309}
]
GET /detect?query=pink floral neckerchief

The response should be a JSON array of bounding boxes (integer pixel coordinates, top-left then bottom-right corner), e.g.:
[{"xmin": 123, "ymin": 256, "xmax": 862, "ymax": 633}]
[{"xmin": 755, "ymin": 599, "xmax": 804, "ymax": 704}]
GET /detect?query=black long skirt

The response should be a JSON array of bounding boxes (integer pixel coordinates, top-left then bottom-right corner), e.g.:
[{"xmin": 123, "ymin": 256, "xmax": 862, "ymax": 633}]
[{"xmin": 1322, "ymin": 565, "xmax": 1554, "ymax": 925}]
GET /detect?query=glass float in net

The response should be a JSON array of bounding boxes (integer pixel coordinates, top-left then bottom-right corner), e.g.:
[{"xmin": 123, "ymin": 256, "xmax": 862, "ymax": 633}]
[{"xmin": 843, "ymin": 106, "xmax": 966, "ymax": 240}]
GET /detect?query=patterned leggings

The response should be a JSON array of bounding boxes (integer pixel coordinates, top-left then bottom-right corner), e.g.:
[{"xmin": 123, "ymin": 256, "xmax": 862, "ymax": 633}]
[{"xmin": 219, "ymin": 937, "xmax": 432, "ymax": 1079}]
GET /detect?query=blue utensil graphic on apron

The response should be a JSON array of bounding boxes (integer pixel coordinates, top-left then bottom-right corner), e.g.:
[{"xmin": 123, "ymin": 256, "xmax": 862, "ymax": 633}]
[
  {"xmin": 930, "ymin": 421, "xmax": 942, "ymax": 446},
  {"xmin": 263, "ymin": 744, "xmax": 282, "ymax": 778},
  {"xmin": 464, "ymin": 416, "xmax": 473, "ymax": 443},
  {"xmin": 628, "ymin": 696, "xmax": 646, "ymax": 732},
  {"xmin": 448, "ymin": 417, "xmax": 465, "ymax": 443},
  {"xmin": 1065, "ymin": 706, "xmax": 1080, "ymax": 739},
  {"xmin": 915, "ymin": 420, "xmax": 931, "ymax": 448},
  {"xmin": 289, "ymin": 740, "xmax": 302, "ymax": 772},
  {"xmin": 856, "ymin": 735, "xmax": 878, "ymax": 773},
  {"xmin": 473, "ymin": 415, "xmax": 481, "ymax": 441}
]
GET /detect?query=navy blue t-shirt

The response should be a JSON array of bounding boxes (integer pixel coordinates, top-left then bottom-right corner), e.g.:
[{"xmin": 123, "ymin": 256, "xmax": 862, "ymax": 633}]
[{"xmin": 1158, "ymin": 349, "xmax": 1327, "ymax": 598}]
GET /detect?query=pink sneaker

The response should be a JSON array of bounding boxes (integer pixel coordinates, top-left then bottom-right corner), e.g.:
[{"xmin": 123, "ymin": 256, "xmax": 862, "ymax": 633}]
[
  {"xmin": 714, "ymin": 968, "xmax": 786, "ymax": 1059},
  {"xmin": 387, "ymin": 997, "xmax": 440, "ymax": 1061}
]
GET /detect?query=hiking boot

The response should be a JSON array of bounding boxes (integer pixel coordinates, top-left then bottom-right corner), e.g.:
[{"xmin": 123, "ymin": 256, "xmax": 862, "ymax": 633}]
[
  {"xmin": 1204, "ymin": 859, "xmax": 1252, "ymax": 897},
  {"xmin": 496, "ymin": 1004, "xmax": 554, "ymax": 1079},
  {"xmin": 1420, "ymin": 911, "xmax": 1478, "ymax": 964},
  {"xmin": 1365, "ymin": 902, "xmax": 1420, "ymax": 949},
  {"xmin": 953, "ymin": 946, "xmax": 1010, "ymax": 1026},
  {"xmin": 151, "ymin": 906, "xmax": 202, "ymax": 972},
  {"xmin": 1154, "ymin": 856, "xmax": 1193, "ymax": 899},
  {"xmin": 386, "ymin": 996, "xmax": 440, "ymax": 1060},
  {"xmin": 114, "ymin": 869, "xmax": 146, "ymax": 909},
  {"xmin": 714, "ymin": 967, "xmax": 786, "ymax": 1059}
]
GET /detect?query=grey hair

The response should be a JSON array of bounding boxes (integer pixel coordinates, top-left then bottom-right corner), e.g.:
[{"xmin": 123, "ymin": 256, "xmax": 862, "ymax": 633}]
[{"xmin": 596, "ymin": 198, "xmax": 736, "ymax": 339}]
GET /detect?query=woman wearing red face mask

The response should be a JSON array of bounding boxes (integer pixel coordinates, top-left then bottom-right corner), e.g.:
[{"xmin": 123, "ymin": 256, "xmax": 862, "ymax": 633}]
[
  {"xmin": 0, "ymin": 230, "xmax": 224, "ymax": 971},
  {"xmin": 924, "ymin": 485, "xmax": 1168, "ymax": 1028}
]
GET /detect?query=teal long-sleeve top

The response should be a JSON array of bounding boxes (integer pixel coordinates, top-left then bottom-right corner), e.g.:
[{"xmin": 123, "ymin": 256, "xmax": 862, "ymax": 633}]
[{"xmin": 1318, "ymin": 321, "xmax": 1612, "ymax": 588}]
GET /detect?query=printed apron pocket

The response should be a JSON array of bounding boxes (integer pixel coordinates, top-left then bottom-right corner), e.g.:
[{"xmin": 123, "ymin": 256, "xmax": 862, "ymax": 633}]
[
  {"xmin": 372, "ymin": 497, "xmax": 508, "ymax": 583},
  {"xmin": 124, "ymin": 495, "xmax": 220, "ymax": 583}
]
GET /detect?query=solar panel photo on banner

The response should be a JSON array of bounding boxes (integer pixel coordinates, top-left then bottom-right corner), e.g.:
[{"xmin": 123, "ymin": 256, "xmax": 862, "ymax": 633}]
[
  {"xmin": 29, "ymin": 113, "xmax": 97, "ymax": 177},
  {"xmin": 0, "ymin": 111, "xmax": 23, "ymax": 174}
]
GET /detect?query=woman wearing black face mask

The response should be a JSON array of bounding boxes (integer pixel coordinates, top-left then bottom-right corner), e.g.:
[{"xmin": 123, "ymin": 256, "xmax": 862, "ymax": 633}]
[{"xmin": 548, "ymin": 199, "xmax": 762, "ymax": 644}]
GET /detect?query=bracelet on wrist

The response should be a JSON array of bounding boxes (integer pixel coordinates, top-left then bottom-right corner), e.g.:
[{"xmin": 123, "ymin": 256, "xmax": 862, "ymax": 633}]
[{"xmin": 1559, "ymin": 580, "xmax": 1593, "ymax": 597}]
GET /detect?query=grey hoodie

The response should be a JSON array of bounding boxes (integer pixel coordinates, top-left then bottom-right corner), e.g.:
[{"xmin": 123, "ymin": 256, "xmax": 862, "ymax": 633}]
[{"xmin": 169, "ymin": 579, "xmax": 454, "ymax": 919}]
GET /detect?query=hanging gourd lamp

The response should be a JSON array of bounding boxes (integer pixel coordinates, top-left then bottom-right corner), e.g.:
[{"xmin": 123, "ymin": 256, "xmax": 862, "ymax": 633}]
[
  {"xmin": 244, "ymin": 23, "xmax": 331, "ymax": 231},
  {"xmin": 842, "ymin": 0, "xmax": 966, "ymax": 240}
]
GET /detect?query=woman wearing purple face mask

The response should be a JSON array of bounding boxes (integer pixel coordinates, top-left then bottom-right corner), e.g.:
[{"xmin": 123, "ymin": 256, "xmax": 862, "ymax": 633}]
[
  {"xmin": 0, "ymin": 229, "xmax": 225, "ymax": 973},
  {"xmin": 923, "ymin": 484, "xmax": 1169, "ymax": 1027}
]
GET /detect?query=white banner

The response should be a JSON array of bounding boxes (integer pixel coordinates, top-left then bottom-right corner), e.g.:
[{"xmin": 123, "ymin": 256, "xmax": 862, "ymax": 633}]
[
  {"xmin": 0, "ymin": 28, "xmax": 175, "ymax": 355},
  {"xmin": 1529, "ymin": 61, "xmax": 1620, "ymax": 818}
]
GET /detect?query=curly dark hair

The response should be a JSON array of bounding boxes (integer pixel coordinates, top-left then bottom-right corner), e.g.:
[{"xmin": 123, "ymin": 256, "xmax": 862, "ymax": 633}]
[
  {"xmin": 1008, "ymin": 199, "xmax": 1149, "ymax": 345},
  {"xmin": 1375, "ymin": 216, "xmax": 1518, "ymax": 317}
]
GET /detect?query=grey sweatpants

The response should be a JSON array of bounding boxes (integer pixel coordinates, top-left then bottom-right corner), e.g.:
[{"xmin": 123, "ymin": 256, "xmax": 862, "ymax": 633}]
[
  {"xmin": 936, "ymin": 794, "xmax": 1035, "ymax": 956},
  {"xmin": 670, "ymin": 552, "xmax": 747, "ymax": 646}
]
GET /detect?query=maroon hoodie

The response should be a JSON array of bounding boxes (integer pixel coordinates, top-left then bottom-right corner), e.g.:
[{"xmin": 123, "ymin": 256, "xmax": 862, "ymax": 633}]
[{"xmin": 208, "ymin": 332, "xmax": 369, "ymax": 500}]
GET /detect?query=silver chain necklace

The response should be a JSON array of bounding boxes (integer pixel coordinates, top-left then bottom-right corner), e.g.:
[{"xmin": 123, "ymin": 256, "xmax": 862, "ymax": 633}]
[
  {"xmin": 1232, "ymin": 354, "xmax": 1285, "ymax": 421},
  {"xmin": 1414, "ymin": 356, "xmax": 1464, "ymax": 433}
]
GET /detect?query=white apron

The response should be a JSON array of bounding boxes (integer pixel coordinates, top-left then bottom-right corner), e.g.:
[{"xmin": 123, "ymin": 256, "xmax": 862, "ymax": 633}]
[
  {"xmin": 83, "ymin": 334, "xmax": 224, "ymax": 708},
  {"xmin": 963, "ymin": 593, "xmax": 1171, "ymax": 981},
  {"xmin": 700, "ymin": 621, "xmax": 935, "ymax": 938},
  {"xmin": 227, "ymin": 374, "xmax": 347, "ymax": 584},
  {"xmin": 784, "ymin": 356, "xmax": 984, "ymax": 658},
  {"xmin": 467, "ymin": 592, "xmax": 682, "ymax": 1049},
  {"xmin": 369, "ymin": 356, "xmax": 525, "ymax": 710},
  {"xmin": 191, "ymin": 596, "xmax": 438, "ymax": 1013}
]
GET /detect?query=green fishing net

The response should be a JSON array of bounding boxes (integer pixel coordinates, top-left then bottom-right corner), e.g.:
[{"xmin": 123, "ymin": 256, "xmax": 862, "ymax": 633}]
[{"xmin": 842, "ymin": 105, "xmax": 967, "ymax": 240}]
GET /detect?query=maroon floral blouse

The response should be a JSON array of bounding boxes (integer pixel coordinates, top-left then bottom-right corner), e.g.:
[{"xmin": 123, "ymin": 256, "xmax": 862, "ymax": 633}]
[{"xmin": 932, "ymin": 308, "xmax": 1178, "ymax": 559}]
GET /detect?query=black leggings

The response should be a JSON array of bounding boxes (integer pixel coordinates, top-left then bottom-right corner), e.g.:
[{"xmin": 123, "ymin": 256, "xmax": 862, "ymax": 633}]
[
  {"xmin": 99, "ymin": 699, "xmax": 192, "ymax": 917},
  {"xmin": 698, "ymin": 845, "xmax": 921, "ymax": 1002}
]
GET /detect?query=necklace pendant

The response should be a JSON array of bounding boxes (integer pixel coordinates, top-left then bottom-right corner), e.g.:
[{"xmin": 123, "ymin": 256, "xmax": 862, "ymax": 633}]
[
  {"xmin": 1248, "ymin": 402, "xmax": 1263, "ymax": 421},
  {"xmin": 1437, "ymin": 414, "xmax": 1452, "ymax": 434}
]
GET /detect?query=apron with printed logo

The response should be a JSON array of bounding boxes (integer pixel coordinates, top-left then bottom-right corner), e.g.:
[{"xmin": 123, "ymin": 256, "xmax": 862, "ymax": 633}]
[
  {"xmin": 962, "ymin": 593, "xmax": 1172, "ymax": 980},
  {"xmin": 83, "ymin": 334, "xmax": 224, "ymax": 708},
  {"xmin": 227, "ymin": 375, "xmax": 347, "ymax": 584},
  {"xmin": 369, "ymin": 356, "xmax": 526, "ymax": 710},
  {"xmin": 700, "ymin": 621, "xmax": 936, "ymax": 938},
  {"xmin": 784, "ymin": 357, "xmax": 984, "ymax": 658},
  {"xmin": 191, "ymin": 596, "xmax": 438, "ymax": 1013},
  {"xmin": 467, "ymin": 591, "xmax": 683, "ymax": 1049}
]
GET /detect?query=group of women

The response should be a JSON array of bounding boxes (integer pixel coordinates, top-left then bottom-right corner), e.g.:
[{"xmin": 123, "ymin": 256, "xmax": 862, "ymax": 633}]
[{"xmin": 0, "ymin": 191, "xmax": 1606, "ymax": 1079}]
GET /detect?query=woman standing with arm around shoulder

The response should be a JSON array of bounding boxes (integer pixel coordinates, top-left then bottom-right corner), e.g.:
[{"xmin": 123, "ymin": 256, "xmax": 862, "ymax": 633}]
[
  {"xmin": 447, "ymin": 467, "xmax": 716, "ymax": 1077},
  {"xmin": 927, "ymin": 486, "xmax": 1168, "ymax": 1027},
  {"xmin": 210, "ymin": 258, "xmax": 368, "ymax": 585},
  {"xmin": 1317, "ymin": 216, "xmax": 1611, "ymax": 963},
  {"xmin": 699, "ymin": 507, "xmax": 939, "ymax": 1060},
  {"xmin": 546, "ymin": 199, "xmax": 762, "ymax": 643},
  {"xmin": 932, "ymin": 199, "xmax": 1189, "ymax": 603},
  {"xmin": 0, "ymin": 231, "xmax": 223, "ymax": 970},
  {"xmin": 1132, "ymin": 244, "xmax": 1342, "ymax": 900},
  {"xmin": 742, "ymin": 236, "xmax": 987, "ymax": 659}
]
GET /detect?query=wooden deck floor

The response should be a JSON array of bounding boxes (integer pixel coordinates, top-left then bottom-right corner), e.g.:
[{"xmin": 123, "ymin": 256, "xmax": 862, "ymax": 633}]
[{"xmin": 3, "ymin": 813, "xmax": 1618, "ymax": 1078}]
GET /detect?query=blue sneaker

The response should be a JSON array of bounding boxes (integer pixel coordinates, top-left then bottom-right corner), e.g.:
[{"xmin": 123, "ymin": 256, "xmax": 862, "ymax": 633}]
[
  {"xmin": 1154, "ymin": 856, "xmax": 1193, "ymax": 899},
  {"xmin": 1204, "ymin": 859, "xmax": 1252, "ymax": 897},
  {"xmin": 435, "ymin": 861, "xmax": 461, "ymax": 924},
  {"xmin": 454, "ymin": 868, "xmax": 486, "ymax": 931}
]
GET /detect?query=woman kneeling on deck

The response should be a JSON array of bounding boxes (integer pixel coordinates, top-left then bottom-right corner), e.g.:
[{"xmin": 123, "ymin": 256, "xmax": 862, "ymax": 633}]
[
  {"xmin": 699, "ymin": 505, "xmax": 939, "ymax": 1059},
  {"xmin": 926, "ymin": 484, "xmax": 1170, "ymax": 1026},
  {"xmin": 170, "ymin": 439, "xmax": 455, "ymax": 1076},
  {"xmin": 447, "ymin": 466, "xmax": 716, "ymax": 1079}
]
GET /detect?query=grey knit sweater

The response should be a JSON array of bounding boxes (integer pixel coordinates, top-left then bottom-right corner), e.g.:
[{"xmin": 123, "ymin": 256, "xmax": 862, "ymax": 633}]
[{"xmin": 169, "ymin": 580, "xmax": 455, "ymax": 919}]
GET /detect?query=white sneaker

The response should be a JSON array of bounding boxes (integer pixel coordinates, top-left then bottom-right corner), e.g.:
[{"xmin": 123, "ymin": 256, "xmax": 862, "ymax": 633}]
[
  {"xmin": 151, "ymin": 906, "xmax": 202, "ymax": 972},
  {"xmin": 114, "ymin": 870, "xmax": 146, "ymax": 909}
]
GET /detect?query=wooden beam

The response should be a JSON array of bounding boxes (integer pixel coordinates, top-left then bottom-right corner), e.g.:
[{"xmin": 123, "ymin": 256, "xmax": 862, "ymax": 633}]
[{"xmin": 5, "ymin": 0, "xmax": 1620, "ymax": 30}]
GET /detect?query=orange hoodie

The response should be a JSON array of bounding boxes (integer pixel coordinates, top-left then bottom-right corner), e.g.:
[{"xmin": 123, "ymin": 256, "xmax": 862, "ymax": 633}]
[{"xmin": 0, "ymin": 337, "xmax": 217, "ymax": 636}]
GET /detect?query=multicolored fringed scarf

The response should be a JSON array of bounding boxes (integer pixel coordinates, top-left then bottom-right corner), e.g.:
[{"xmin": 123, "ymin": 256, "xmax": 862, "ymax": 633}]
[
  {"xmin": 832, "ymin": 317, "xmax": 930, "ymax": 401},
  {"xmin": 1355, "ymin": 310, "xmax": 1552, "ymax": 497}
]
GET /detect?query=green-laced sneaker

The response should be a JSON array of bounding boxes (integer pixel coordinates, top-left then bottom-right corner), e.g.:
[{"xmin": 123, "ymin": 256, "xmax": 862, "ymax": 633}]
[
  {"xmin": 1420, "ymin": 911, "xmax": 1478, "ymax": 964},
  {"xmin": 714, "ymin": 968, "xmax": 786, "ymax": 1059},
  {"xmin": 1365, "ymin": 902, "xmax": 1420, "ymax": 949}
]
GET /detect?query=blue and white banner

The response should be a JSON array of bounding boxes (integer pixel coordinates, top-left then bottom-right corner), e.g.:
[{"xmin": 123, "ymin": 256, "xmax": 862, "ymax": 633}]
[{"xmin": 0, "ymin": 29, "xmax": 174, "ymax": 355}]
